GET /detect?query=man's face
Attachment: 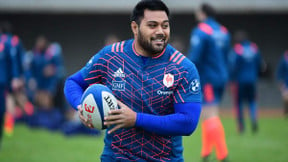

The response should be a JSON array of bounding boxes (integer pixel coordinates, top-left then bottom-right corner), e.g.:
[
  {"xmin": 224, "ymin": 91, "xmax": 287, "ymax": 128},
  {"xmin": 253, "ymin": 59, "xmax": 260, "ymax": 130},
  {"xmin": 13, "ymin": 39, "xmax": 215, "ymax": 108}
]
[
  {"xmin": 35, "ymin": 37, "xmax": 48, "ymax": 51},
  {"xmin": 195, "ymin": 10, "xmax": 206, "ymax": 22},
  {"xmin": 136, "ymin": 9, "xmax": 170, "ymax": 55}
]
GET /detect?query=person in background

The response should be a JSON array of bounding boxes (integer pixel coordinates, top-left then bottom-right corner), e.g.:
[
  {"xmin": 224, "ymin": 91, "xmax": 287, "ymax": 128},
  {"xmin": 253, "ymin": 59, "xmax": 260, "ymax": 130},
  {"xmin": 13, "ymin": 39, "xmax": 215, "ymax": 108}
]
[
  {"xmin": 46, "ymin": 42, "xmax": 67, "ymax": 113},
  {"xmin": 229, "ymin": 30, "xmax": 264, "ymax": 134},
  {"xmin": 276, "ymin": 50, "xmax": 288, "ymax": 118},
  {"xmin": 0, "ymin": 23, "xmax": 21, "ymax": 148},
  {"xmin": 27, "ymin": 36, "xmax": 64, "ymax": 130},
  {"xmin": 0, "ymin": 22, "xmax": 32, "ymax": 136},
  {"xmin": 187, "ymin": 3, "xmax": 230, "ymax": 162}
]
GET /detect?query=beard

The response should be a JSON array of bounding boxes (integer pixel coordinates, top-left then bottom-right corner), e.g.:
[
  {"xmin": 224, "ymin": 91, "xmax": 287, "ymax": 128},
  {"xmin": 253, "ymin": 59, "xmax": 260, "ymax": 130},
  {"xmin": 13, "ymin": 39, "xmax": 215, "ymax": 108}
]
[{"xmin": 137, "ymin": 29, "xmax": 168, "ymax": 56}]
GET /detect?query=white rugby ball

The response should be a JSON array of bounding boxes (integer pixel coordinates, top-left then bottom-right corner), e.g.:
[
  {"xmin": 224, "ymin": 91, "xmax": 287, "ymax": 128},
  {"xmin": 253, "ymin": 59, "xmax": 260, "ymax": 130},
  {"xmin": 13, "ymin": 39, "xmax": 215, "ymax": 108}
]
[{"xmin": 80, "ymin": 84, "xmax": 118, "ymax": 130}]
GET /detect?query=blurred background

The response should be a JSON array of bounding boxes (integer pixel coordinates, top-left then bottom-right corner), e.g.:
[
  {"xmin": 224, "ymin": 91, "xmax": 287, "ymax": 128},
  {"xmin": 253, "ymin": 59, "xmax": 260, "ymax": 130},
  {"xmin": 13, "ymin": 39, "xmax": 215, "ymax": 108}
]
[
  {"xmin": 0, "ymin": 0, "xmax": 287, "ymax": 162},
  {"xmin": 1, "ymin": 0, "xmax": 287, "ymax": 107}
]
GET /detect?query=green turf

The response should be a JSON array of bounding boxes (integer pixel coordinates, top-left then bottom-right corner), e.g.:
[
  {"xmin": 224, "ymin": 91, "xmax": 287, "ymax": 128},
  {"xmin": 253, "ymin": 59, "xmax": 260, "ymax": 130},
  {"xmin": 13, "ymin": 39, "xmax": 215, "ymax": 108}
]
[{"xmin": 0, "ymin": 118, "xmax": 287, "ymax": 162}]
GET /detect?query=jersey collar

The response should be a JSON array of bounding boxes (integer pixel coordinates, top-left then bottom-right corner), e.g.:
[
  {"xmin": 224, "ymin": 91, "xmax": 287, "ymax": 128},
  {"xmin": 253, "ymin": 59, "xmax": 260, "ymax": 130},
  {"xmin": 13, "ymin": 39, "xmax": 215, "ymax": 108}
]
[{"xmin": 132, "ymin": 40, "xmax": 166, "ymax": 59}]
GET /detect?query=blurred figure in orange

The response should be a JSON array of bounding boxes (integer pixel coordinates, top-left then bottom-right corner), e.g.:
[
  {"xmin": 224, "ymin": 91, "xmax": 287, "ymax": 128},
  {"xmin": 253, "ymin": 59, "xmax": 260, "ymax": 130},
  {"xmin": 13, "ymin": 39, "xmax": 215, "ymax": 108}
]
[
  {"xmin": 0, "ymin": 22, "xmax": 22, "ymax": 147},
  {"xmin": 187, "ymin": 3, "xmax": 230, "ymax": 162},
  {"xmin": 0, "ymin": 22, "xmax": 33, "ymax": 137}
]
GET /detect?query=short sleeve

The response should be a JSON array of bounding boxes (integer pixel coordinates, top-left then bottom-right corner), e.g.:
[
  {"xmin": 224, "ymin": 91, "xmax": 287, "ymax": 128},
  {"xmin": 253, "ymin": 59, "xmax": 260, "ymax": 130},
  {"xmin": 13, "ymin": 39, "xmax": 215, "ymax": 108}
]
[
  {"xmin": 173, "ymin": 60, "xmax": 202, "ymax": 103},
  {"xmin": 80, "ymin": 46, "xmax": 110, "ymax": 85}
]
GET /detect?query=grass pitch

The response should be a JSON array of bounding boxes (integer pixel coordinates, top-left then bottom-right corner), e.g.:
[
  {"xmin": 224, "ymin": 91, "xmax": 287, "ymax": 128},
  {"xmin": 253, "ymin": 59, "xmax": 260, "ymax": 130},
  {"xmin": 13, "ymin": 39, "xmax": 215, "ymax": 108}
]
[{"xmin": 0, "ymin": 117, "xmax": 287, "ymax": 162}]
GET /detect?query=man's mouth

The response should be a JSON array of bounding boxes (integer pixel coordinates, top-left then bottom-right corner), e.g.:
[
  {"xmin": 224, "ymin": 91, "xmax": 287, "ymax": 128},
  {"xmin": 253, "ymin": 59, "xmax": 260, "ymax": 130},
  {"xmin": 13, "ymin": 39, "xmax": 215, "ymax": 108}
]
[{"xmin": 152, "ymin": 37, "xmax": 165, "ymax": 45}]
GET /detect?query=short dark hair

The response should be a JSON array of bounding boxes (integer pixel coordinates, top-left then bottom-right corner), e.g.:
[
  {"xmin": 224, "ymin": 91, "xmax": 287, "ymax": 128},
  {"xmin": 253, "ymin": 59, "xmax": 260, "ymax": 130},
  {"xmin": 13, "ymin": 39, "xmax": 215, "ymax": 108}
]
[
  {"xmin": 131, "ymin": 0, "xmax": 170, "ymax": 25},
  {"xmin": 201, "ymin": 3, "xmax": 216, "ymax": 18}
]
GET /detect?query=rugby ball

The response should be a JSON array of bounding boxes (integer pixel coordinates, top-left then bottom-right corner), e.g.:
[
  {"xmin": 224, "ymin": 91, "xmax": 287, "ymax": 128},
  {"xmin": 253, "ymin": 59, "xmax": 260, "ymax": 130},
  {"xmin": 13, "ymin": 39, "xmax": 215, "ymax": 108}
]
[{"xmin": 80, "ymin": 84, "xmax": 118, "ymax": 130}]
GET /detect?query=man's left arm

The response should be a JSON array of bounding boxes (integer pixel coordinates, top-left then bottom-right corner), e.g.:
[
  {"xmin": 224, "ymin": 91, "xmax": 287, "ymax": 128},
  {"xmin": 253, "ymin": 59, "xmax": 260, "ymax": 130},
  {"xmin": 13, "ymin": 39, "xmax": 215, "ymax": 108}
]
[
  {"xmin": 105, "ymin": 61, "xmax": 202, "ymax": 135},
  {"xmin": 104, "ymin": 101, "xmax": 201, "ymax": 136},
  {"xmin": 135, "ymin": 102, "xmax": 201, "ymax": 136}
]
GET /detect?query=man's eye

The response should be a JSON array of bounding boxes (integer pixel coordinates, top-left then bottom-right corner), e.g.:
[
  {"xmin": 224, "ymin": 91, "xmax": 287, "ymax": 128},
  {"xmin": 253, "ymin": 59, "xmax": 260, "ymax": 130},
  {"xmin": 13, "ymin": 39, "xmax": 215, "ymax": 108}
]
[
  {"xmin": 148, "ymin": 24, "xmax": 157, "ymax": 28},
  {"xmin": 162, "ymin": 24, "xmax": 169, "ymax": 29}
]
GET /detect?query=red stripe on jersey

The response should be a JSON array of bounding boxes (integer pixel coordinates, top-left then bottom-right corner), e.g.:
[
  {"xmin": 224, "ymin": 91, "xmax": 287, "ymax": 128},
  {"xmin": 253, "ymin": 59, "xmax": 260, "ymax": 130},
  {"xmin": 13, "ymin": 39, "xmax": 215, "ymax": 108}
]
[
  {"xmin": 116, "ymin": 42, "xmax": 120, "ymax": 52},
  {"xmin": 198, "ymin": 23, "xmax": 213, "ymax": 35},
  {"xmin": 11, "ymin": 36, "xmax": 19, "ymax": 47},
  {"xmin": 250, "ymin": 42, "xmax": 258, "ymax": 53},
  {"xmin": 173, "ymin": 53, "xmax": 182, "ymax": 63},
  {"xmin": 285, "ymin": 51, "xmax": 288, "ymax": 61},
  {"xmin": 111, "ymin": 43, "xmax": 116, "ymax": 53},
  {"xmin": 177, "ymin": 90, "xmax": 184, "ymax": 103},
  {"xmin": 153, "ymin": 47, "xmax": 166, "ymax": 59},
  {"xmin": 120, "ymin": 41, "xmax": 125, "ymax": 52},
  {"xmin": 84, "ymin": 75, "xmax": 102, "ymax": 81},
  {"xmin": 169, "ymin": 51, "xmax": 178, "ymax": 61},
  {"xmin": 180, "ymin": 84, "xmax": 186, "ymax": 93},
  {"xmin": 204, "ymin": 84, "xmax": 215, "ymax": 102},
  {"xmin": 183, "ymin": 77, "xmax": 188, "ymax": 84},
  {"xmin": 220, "ymin": 26, "xmax": 228, "ymax": 34},
  {"xmin": 234, "ymin": 43, "xmax": 243, "ymax": 55},
  {"xmin": 1, "ymin": 35, "xmax": 8, "ymax": 43},
  {"xmin": 89, "ymin": 69, "xmax": 104, "ymax": 74},
  {"xmin": 0, "ymin": 43, "xmax": 4, "ymax": 52},
  {"xmin": 177, "ymin": 55, "xmax": 185, "ymax": 65}
]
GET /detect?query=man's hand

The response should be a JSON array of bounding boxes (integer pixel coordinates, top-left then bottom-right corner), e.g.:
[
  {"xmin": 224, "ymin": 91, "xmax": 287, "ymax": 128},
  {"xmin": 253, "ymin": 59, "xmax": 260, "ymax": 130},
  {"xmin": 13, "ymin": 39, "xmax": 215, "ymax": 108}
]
[
  {"xmin": 77, "ymin": 105, "xmax": 94, "ymax": 128},
  {"xmin": 104, "ymin": 100, "xmax": 137, "ymax": 134},
  {"xmin": 43, "ymin": 64, "xmax": 56, "ymax": 77},
  {"xmin": 11, "ymin": 78, "xmax": 23, "ymax": 91}
]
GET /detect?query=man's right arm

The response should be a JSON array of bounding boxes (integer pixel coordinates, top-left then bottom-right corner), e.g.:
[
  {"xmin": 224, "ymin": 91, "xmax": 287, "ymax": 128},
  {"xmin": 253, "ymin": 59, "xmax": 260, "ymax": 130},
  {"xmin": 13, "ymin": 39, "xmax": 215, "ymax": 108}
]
[{"xmin": 64, "ymin": 71, "xmax": 89, "ymax": 110}]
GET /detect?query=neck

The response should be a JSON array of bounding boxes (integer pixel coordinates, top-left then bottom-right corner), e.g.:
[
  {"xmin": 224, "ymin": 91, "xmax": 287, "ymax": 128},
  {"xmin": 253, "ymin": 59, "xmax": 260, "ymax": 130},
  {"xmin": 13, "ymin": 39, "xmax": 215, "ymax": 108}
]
[{"xmin": 134, "ymin": 39, "xmax": 151, "ymax": 57}]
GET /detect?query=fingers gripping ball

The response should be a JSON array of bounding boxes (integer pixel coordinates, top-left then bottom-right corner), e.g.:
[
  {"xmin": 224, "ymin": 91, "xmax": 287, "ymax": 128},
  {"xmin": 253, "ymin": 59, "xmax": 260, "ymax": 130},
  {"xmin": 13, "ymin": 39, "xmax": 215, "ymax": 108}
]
[{"xmin": 80, "ymin": 84, "xmax": 118, "ymax": 130}]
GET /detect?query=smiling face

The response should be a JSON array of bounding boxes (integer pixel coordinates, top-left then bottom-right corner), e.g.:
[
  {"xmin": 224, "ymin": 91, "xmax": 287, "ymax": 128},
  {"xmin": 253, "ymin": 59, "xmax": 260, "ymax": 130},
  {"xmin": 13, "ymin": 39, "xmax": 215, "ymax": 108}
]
[{"xmin": 131, "ymin": 9, "xmax": 170, "ymax": 57}]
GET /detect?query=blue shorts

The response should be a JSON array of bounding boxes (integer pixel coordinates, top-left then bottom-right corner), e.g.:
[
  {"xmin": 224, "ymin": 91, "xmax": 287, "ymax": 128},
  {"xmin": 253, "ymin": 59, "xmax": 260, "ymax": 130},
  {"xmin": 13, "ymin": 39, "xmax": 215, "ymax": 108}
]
[{"xmin": 202, "ymin": 84, "xmax": 225, "ymax": 105}]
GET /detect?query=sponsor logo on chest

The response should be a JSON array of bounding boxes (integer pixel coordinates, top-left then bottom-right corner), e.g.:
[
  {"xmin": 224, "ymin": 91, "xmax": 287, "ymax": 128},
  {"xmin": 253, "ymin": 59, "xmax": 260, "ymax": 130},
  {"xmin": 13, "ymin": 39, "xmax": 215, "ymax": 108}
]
[
  {"xmin": 157, "ymin": 73, "xmax": 174, "ymax": 96},
  {"xmin": 112, "ymin": 68, "xmax": 126, "ymax": 91},
  {"xmin": 113, "ymin": 68, "xmax": 125, "ymax": 78}
]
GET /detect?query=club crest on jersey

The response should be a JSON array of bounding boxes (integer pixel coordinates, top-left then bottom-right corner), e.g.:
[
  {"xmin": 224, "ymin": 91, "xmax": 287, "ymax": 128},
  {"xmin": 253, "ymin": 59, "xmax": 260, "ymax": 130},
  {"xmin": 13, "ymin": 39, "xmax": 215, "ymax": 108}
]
[
  {"xmin": 163, "ymin": 73, "xmax": 174, "ymax": 88},
  {"xmin": 190, "ymin": 79, "xmax": 200, "ymax": 94},
  {"xmin": 0, "ymin": 43, "xmax": 4, "ymax": 53},
  {"xmin": 112, "ymin": 81, "xmax": 126, "ymax": 91}
]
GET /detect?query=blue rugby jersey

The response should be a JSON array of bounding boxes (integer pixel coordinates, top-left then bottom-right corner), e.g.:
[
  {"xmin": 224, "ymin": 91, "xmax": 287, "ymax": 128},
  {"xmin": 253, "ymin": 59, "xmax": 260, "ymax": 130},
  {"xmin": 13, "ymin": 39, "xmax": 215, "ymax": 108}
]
[
  {"xmin": 187, "ymin": 17, "xmax": 230, "ymax": 87},
  {"xmin": 80, "ymin": 39, "xmax": 201, "ymax": 161},
  {"xmin": 229, "ymin": 41, "xmax": 262, "ymax": 84},
  {"xmin": 30, "ymin": 48, "xmax": 59, "ymax": 94},
  {"xmin": 276, "ymin": 50, "xmax": 288, "ymax": 87},
  {"xmin": 1, "ymin": 34, "xmax": 25, "ymax": 78},
  {"xmin": 0, "ymin": 34, "xmax": 20, "ymax": 87},
  {"xmin": 0, "ymin": 35, "xmax": 11, "ymax": 86},
  {"xmin": 46, "ymin": 42, "xmax": 66, "ymax": 80}
]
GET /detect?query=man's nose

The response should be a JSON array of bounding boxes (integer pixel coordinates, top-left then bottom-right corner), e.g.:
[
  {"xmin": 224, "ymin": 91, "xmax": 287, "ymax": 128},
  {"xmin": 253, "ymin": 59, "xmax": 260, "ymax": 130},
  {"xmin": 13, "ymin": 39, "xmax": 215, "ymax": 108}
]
[{"xmin": 155, "ymin": 26, "xmax": 164, "ymax": 35}]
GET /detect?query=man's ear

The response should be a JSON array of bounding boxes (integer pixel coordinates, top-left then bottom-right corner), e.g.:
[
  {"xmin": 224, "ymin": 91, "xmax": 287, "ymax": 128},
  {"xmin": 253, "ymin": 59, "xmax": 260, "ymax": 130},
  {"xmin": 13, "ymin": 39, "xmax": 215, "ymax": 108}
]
[{"xmin": 131, "ymin": 21, "xmax": 138, "ymax": 36}]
